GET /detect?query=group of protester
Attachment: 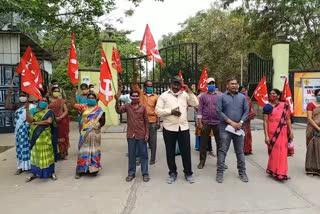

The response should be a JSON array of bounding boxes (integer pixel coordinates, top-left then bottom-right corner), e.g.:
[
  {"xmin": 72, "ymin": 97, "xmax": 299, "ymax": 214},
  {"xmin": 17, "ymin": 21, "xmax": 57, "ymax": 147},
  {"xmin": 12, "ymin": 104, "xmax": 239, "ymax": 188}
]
[{"xmin": 5, "ymin": 73, "xmax": 320, "ymax": 183}]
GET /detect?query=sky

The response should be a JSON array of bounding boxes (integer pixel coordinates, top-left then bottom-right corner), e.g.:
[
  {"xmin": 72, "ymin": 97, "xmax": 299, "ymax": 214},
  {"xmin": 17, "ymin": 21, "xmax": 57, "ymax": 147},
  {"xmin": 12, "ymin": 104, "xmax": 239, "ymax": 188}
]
[{"xmin": 105, "ymin": 0, "xmax": 217, "ymax": 43}]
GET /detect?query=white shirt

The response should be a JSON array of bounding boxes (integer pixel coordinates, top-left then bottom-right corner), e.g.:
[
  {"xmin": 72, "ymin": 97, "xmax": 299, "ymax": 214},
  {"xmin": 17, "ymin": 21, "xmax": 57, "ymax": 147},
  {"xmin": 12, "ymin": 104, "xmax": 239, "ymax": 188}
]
[{"xmin": 156, "ymin": 89, "xmax": 199, "ymax": 131}]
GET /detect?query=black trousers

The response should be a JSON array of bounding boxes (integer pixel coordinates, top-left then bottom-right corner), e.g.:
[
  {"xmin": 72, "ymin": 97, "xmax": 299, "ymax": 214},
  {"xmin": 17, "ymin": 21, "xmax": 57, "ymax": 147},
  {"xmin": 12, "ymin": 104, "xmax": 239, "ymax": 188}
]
[
  {"xmin": 200, "ymin": 124, "xmax": 221, "ymax": 164},
  {"xmin": 163, "ymin": 128, "xmax": 193, "ymax": 176}
]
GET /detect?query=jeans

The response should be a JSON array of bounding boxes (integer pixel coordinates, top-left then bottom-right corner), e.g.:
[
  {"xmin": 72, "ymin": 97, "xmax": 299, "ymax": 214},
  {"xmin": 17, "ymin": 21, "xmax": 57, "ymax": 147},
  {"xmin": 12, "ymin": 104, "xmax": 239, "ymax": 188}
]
[
  {"xmin": 217, "ymin": 128, "xmax": 246, "ymax": 174},
  {"xmin": 200, "ymin": 124, "xmax": 221, "ymax": 164},
  {"xmin": 149, "ymin": 122, "xmax": 157, "ymax": 162},
  {"xmin": 128, "ymin": 138, "xmax": 149, "ymax": 176},
  {"xmin": 163, "ymin": 128, "xmax": 193, "ymax": 176}
]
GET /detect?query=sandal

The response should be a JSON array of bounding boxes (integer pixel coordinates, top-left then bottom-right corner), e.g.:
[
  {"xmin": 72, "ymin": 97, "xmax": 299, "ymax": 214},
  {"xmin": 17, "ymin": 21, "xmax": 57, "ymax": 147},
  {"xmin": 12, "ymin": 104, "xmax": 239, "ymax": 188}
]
[
  {"xmin": 51, "ymin": 174, "xmax": 58, "ymax": 181},
  {"xmin": 14, "ymin": 169, "xmax": 22, "ymax": 175},
  {"xmin": 25, "ymin": 174, "xmax": 37, "ymax": 183},
  {"xmin": 143, "ymin": 175, "xmax": 150, "ymax": 182},
  {"xmin": 75, "ymin": 173, "xmax": 81, "ymax": 179},
  {"xmin": 126, "ymin": 175, "xmax": 135, "ymax": 182}
]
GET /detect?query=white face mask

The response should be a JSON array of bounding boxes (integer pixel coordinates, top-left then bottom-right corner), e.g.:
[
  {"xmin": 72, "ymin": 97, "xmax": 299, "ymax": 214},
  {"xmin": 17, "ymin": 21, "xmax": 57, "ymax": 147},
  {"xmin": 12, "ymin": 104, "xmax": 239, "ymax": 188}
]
[
  {"xmin": 19, "ymin": 97, "xmax": 27, "ymax": 103},
  {"xmin": 29, "ymin": 103, "xmax": 37, "ymax": 109},
  {"xmin": 89, "ymin": 88, "xmax": 95, "ymax": 92},
  {"xmin": 52, "ymin": 84, "xmax": 58, "ymax": 87}
]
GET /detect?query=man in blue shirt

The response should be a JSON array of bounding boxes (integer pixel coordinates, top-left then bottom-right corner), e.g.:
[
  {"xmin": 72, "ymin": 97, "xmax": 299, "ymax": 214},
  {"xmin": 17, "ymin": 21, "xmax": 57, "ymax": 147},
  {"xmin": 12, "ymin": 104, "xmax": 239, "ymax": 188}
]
[{"xmin": 216, "ymin": 77, "xmax": 249, "ymax": 183}]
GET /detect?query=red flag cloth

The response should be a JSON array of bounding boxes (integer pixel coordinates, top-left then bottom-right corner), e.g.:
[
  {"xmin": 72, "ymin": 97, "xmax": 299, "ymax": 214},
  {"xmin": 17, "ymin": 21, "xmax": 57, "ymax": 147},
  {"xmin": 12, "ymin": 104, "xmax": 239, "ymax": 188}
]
[
  {"xmin": 178, "ymin": 70, "xmax": 185, "ymax": 91},
  {"xmin": 254, "ymin": 76, "xmax": 269, "ymax": 107},
  {"xmin": 98, "ymin": 46, "xmax": 113, "ymax": 106},
  {"xmin": 112, "ymin": 47, "xmax": 122, "ymax": 74},
  {"xmin": 19, "ymin": 58, "xmax": 43, "ymax": 100},
  {"xmin": 140, "ymin": 24, "xmax": 165, "ymax": 67},
  {"xmin": 67, "ymin": 33, "xmax": 79, "ymax": 85},
  {"xmin": 198, "ymin": 66, "xmax": 208, "ymax": 92},
  {"xmin": 16, "ymin": 46, "xmax": 43, "ymax": 90},
  {"xmin": 281, "ymin": 77, "xmax": 294, "ymax": 114}
]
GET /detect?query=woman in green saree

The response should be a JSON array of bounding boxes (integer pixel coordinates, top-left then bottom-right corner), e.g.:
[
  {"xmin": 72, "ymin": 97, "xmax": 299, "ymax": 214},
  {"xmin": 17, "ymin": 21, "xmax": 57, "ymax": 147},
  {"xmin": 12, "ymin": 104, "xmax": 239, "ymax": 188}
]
[{"xmin": 25, "ymin": 97, "xmax": 58, "ymax": 182}]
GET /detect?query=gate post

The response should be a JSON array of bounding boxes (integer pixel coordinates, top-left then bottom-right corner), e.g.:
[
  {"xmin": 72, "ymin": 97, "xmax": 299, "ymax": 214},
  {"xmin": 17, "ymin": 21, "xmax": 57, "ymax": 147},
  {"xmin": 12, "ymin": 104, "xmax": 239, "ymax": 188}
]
[
  {"xmin": 272, "ymin": 41, "xmax": 290, "ymax": 90},
  {"xmin": 101, "ymin": 40, "xmax": 119, "ymax": 126}
]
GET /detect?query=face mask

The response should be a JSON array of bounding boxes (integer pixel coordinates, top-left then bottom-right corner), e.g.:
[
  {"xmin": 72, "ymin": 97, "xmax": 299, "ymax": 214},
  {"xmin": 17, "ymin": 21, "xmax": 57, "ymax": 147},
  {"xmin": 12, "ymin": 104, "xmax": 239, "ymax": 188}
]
[
  {"xmin": 29, "ymin": 103, "xmax": 37, "ymax": 109},
  {"xmin": 146, "ymin": 87, "xmax": 153, "ymax": 94},
  {"xmin": 82, "ymin": 89, "xmax": 89, "ymax": 95},
  {"xmin": 241, "ymin": 92, "xmax": 246, "ymax": 96},
  {"xmin": 39, "ymin": 101, "xmax": 48, "ymax": 109},
  {"xmin": 131, "ymin": 97, "xmax": 140, "ymax": 104},
  {"xmin": 89, "ymin": 88, "xmax": 95, "ymax": 92},
  {"xmin": 208, "ymin": 85, "xmax": 216, "ymax": 92},
  {"xmin": 52, "ymin": 92, "xmax": 61, "ymax": 98},
  {"xmin": 317, "ymin": 97, "xmax": 320, "ymax": 102},
  {"xmin": 87, "ymin": 99, "xmax": 96, "ymax": 106},
  {"xmin": 19, "ymin": 96, "xmax": 27, "ymax": 103},
  {"xmin": 52, "ymin": 84, "xmax": 58, "ymax": 87},
  {"xmin": 269, "ymin": 95, "xmax": 277, "ymax": 101}
]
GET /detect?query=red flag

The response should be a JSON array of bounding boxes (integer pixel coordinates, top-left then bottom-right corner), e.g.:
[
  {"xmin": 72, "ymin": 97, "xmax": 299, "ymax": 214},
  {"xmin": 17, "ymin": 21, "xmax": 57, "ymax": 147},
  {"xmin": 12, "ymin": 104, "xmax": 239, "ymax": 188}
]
[
  {"xmin": 140, "ymin": 24, "xmax": 165, "ymax": 67},
  {"xmin": 16, "ymin": 46, "xmax": 43, "ymax": 90},
  {"xmin": 68, "ymin": 33, "xmax": 79, "ymax": 85},
  {"xmin": 254, "ymin": 76, "xmax": 269, "ymax": 107},
  {"xmin": 112, "ymin": 47, "xmax": 122, "ymax": 74},
  {"xmin": 178, "ymin": 70, "xmax": 185, "ymax": 91},
  {"xmin": 98, "ymin": 46, "xmax": 113, "ymax": 106},
  {"xmin": 198, "ymin": 67, "xmax": 208, "ymax": 92},
  {"xmin": 281, "ymin": 77, "xmax": 294, "ymax": 114},
  {"xmin": 19, "ymin": 58, "xmax": 43, "ymax": 100}
]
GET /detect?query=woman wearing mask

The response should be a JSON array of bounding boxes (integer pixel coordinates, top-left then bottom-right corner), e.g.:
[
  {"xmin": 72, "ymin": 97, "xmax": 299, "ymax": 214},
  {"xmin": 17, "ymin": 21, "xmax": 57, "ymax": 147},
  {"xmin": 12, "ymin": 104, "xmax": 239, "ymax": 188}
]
[
  {"xmin": 263, "ymin": 89, "xmax": 293, "ymax": 180},
  {"xmin": 25, "ymin": 97, "xmax": 58, "ymax": 182},
  {"xmin": 239, "ymin": 86, "xmax": 256, "ymax": 155},
  {"xmin": 5, "ymin": 88, "xmax": 31, "ymax": 174},
  {"xmin": 305, "ymin": 89, "xmax": 320, "ymax": 176},
  {"xmin": 48, "ymin": 87, "xmax": 70, "ymax": 159},
  {"xmin": 72, "ymin": 83, "xmax": 89, "ymax": 130},
  {"xmin": 72, "ymin": 93, "xmax": 105, "ymax": 179}
]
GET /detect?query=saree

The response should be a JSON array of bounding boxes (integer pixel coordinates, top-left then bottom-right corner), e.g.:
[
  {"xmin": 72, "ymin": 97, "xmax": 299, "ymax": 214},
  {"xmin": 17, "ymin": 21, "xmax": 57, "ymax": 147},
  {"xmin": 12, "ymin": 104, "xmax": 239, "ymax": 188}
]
[
  {"xmin": 243, "ymin": 97, "xmax": 256, "ymax": 155},
  {"xmin": 29, "ymin": 109, "xmax": 58, "ymax": 178},
  {"xmin": 266, "ymin": 102, "xmax": 289, "ymax": 180},
  {"xmin": 305, "ymin": 106, "xmax": 320, "ymax": 175},
  {"xmin": 76, "ymin": 105, "xmax": 104, "ymax": 174},
  {"xmin": 48, "ymin": 99, "xmax": 70, "ymax": 158},
  {"xmin": 14, "ymin": 106, "xmax": 31, "ymax": 171}
]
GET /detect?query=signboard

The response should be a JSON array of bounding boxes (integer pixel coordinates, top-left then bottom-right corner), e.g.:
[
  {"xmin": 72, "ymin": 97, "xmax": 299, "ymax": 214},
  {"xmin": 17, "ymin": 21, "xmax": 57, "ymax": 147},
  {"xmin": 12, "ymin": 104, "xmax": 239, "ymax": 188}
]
[
  {"xmin": 302, "ymin": 78, "xmax": 320, "ymax": 112},
  {"xmin": 293, "ymin": 72, "xmax": 320, "ymax": 117}
]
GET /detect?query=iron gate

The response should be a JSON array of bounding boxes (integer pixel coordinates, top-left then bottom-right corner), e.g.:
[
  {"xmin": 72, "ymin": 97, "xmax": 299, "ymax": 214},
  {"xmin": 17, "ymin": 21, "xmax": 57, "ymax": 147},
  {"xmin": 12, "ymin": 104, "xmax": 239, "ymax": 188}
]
[
  {"xmin": 247, "ymin": 52, "xmax": 273, "ymax": 97},
  {"xmin": 119, "ymin": 42, "xmax": 199, "ymax": 122}
]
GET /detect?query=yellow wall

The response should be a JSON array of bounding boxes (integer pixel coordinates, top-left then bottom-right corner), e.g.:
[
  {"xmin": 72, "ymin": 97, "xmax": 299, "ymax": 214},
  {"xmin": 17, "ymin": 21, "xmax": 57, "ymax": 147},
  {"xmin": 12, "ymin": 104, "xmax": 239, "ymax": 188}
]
[{"xmin": 79, "ymin": 41, "xmax": 119, "ymax": 126}]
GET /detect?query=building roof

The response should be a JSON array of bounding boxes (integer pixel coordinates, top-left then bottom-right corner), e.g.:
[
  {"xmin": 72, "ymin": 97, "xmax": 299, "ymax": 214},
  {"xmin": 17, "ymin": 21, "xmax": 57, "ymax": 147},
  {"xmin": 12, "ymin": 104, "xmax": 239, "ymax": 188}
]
[{"xmin": 0, "ymin": 30, "xmax": 54, "ymax": 61}]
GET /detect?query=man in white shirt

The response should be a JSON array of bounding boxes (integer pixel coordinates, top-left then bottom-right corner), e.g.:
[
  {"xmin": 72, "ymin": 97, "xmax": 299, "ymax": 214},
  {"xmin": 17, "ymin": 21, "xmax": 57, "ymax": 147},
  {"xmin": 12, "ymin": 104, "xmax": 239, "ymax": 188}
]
[{"xmin": 156, "ymin": 76, "xmax": 199, "ymax": 184}]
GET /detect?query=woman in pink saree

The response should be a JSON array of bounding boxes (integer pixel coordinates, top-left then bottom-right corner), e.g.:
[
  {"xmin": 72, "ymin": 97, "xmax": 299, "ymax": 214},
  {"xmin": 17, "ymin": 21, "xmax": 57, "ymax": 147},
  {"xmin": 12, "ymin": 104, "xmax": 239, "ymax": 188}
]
[{"xmin": 263, "ymin": 89, "xmax": 293, "ymax": 180}]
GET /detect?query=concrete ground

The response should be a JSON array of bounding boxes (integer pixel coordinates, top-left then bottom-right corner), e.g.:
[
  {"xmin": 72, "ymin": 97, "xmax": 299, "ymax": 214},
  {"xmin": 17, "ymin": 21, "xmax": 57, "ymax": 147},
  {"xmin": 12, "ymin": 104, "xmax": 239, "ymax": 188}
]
[{"xmin": 0, "ymin": 120, "xmax": 319, "ymax": 214}]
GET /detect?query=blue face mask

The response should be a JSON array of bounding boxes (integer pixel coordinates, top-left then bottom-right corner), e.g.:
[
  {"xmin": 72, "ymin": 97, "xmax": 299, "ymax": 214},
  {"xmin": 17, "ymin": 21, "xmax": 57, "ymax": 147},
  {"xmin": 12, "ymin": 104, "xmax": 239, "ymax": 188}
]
[
  {"xmin": 208, "ymin": 85, "xmax": 216, "ymax": 92},
  {"xmin": 87, "ymin": 99, "xmax": 97, "ymax": 106},
  {"xmin": 146, "ymin": 87, "xmax": 153, "ymax": 94},
  {"xmin": 38, "ymin": 101, "xmax": 48, "ymax": 109},
  {"xmin": 241, "ymin": 92, "xmax": 246, "ymax": 96},
  {"xmin": 317, "ymin": 97, "xmax": 320, "ymax": 102}
]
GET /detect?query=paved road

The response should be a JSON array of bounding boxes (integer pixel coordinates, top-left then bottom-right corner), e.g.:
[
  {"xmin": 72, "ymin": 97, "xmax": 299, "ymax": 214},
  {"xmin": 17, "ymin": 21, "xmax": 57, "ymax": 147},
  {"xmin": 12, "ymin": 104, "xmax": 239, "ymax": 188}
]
[{"xmin": 0, "ymin": 120, "xmax": 319, "ymax": 214}]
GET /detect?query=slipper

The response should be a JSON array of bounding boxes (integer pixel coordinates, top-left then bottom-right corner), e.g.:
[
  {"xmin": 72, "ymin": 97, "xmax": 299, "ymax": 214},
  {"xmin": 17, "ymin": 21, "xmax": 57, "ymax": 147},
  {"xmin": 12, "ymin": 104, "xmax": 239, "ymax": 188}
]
[
  {"xmin": 25, "ymin": 175, "xmax": 37, "ymax": 183},
  {"xmin": 51, "ymin": 174, "xmax": 58, "ymax": 181},
  {"xmin": 143, "ymin": 175, "xmax": 150, "ymax": 182}
]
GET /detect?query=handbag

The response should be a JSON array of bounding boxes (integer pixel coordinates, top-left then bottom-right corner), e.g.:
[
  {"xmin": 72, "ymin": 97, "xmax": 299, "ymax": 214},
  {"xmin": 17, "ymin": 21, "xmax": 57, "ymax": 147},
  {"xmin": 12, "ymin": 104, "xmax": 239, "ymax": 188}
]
[{"xmin": 287, "ymin": 140, "xmax": 294, "ymax": 156}]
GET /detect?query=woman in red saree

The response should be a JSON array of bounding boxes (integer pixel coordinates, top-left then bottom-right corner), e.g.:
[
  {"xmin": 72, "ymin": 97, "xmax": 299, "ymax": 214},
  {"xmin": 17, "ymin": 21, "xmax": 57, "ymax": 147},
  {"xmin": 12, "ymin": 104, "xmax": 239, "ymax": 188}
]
[
  {"xmin": 48, "ymin": 87, "xmax": 70, "ymax": 159},
  {"xmin": 263, "ymin": 89, "xmax": 293, "ymax": 180},
  {"xmin": 239, "ymin": 86, "xmax": 256, "ymax": 155}
]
